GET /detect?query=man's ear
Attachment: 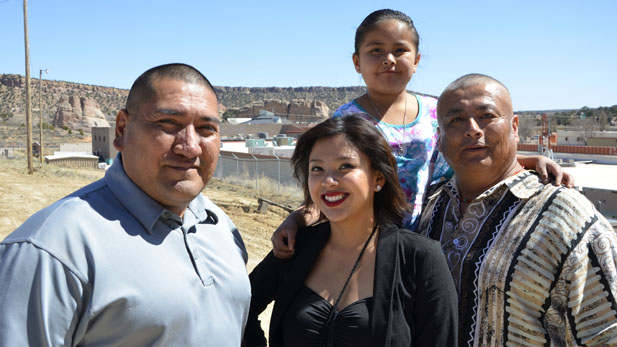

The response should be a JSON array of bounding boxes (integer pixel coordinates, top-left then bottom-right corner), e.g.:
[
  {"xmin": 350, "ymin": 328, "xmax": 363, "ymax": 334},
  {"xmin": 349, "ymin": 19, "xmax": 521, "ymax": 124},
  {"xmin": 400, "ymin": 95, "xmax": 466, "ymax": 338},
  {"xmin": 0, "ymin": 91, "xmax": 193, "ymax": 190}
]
[
  {"xmin": 511, "ymin": 114, "xmax": 519, "ymax": 142},
  {"xmin": 113, "ymin": 109, "xmax": 129, "ymax": 151},
  {"xmin": 352, "ymin": 53, "xmax": 361, "ymax": 73},
  {"xmin": 436, "ymin": 126, "xmax": 442, "ymax": 150}
]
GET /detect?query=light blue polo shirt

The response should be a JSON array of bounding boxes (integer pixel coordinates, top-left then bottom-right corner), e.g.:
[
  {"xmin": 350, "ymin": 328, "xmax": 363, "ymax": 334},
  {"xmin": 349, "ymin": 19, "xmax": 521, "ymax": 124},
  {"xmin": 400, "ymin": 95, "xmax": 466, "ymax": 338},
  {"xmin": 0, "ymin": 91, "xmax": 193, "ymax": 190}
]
[{"xmin": 0, "ymin": 154, "xmax": 251, "ymax": 346}]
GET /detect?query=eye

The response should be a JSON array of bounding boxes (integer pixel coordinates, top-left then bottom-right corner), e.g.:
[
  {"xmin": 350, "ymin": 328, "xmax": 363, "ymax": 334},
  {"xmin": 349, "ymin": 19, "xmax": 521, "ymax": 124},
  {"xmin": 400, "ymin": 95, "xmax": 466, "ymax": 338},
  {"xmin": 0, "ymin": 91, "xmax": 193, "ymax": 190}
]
[
  {"xmin": 480, "ymin": 113, "xmax": 497, "ymax": 120},
  {"xmin": 449, "ymin": 116, "xmax": 464, "ymax": 124},
  {"xmin": 339, "ymin": 163, "xmax": 355, "ymax": 170},
  {"xmin": 157, "ymin": 119, "xmax": 180, "ymax": 131},
  {"xmin": 197, "ymin": 124, "xmax": 218, "ymax": 136},
  {"xmin": 310, "ymin": 165, "xmax": 323, "ymax": 172},
  {"xmin": 370, "ymin": 48, "xmax": 382, "ymax": 54}
]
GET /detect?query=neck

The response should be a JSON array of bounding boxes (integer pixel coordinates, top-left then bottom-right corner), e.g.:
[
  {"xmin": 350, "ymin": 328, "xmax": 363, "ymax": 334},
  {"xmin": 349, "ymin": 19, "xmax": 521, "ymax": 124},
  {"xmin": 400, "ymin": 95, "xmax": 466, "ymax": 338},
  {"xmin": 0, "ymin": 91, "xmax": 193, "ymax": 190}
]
[
  {"xmin": 365, "ymin": 89, "xmax": 408, "ymax": 110},
  {"xmin": 329, "ymin": 216, "xmax": 377, "ymax": 250},
  {"xmin": 456, "ymin": 161, "xmax": 524, "ymax": 202}
]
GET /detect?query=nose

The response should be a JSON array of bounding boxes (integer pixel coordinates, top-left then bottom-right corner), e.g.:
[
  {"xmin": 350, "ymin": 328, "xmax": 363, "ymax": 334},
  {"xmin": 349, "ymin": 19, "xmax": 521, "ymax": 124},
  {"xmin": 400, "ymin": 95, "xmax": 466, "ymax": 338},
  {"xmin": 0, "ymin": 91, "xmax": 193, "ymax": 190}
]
[
  {"xmin": 322, "ymin": 170, "xmax": 338, "ymax": 187},
  {"xmin": 464, "ymin": 118, "xmax": 482, "ymax": 139},
  {"xmin": 383, "ymin": 53, "xmax": 395, "ymax": 65},
  {"xmin": 173, "ymin": 125, "xmax": 202, "ymax": 158}
]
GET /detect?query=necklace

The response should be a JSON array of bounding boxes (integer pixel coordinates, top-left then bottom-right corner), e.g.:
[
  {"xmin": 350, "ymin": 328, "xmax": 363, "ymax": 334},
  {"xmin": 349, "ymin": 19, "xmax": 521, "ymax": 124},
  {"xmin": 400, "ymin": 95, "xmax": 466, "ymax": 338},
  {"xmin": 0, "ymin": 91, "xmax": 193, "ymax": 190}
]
[
  {"xmin": 366, "ymin": 94, "xmax": 408, "ymax": 156},
  {"xmin": 323, "ymin": 223, "xmax": 378, "ymax": 347},
  {"xmin": 331, "ymin": 223, "xmax": 378, "ymax": 310}
]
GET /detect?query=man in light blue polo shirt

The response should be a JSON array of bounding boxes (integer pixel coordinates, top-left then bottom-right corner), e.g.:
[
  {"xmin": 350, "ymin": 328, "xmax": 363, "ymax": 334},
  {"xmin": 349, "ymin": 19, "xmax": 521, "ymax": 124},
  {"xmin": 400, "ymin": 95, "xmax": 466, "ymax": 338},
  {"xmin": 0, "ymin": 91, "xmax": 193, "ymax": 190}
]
[{"xmin": 0, "ymin": 63, "xmax": 251, "ymax": 346}]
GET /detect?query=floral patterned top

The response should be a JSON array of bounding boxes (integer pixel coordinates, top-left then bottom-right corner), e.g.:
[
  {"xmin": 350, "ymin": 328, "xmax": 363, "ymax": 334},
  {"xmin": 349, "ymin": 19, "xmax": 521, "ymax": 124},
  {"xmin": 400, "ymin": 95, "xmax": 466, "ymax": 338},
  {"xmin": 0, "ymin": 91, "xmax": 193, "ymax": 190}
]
[{"xmin": 332, "ymin": 93, "xmax": 453, "ymax": 230}]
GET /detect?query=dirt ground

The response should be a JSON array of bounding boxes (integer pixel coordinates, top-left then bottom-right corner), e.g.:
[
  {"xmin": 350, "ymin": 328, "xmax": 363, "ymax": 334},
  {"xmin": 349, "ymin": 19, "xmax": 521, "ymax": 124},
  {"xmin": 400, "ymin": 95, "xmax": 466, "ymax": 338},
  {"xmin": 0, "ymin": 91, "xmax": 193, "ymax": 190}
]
[{"xmin": 0, "ymin": 157, "xmax": 302, "ymax": 336}]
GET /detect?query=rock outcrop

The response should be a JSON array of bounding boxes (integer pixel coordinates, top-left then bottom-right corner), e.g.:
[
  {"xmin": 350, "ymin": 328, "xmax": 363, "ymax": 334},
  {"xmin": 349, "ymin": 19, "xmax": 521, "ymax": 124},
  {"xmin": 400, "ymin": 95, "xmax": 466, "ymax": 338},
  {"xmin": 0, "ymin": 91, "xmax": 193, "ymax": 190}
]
[
  {"xmin": 234, "ymin": 98, "xmax": 329, "ymax": 121},
  {"xmin": 53, "ymin": 95, "xmax": 110, "ymax": 130}
]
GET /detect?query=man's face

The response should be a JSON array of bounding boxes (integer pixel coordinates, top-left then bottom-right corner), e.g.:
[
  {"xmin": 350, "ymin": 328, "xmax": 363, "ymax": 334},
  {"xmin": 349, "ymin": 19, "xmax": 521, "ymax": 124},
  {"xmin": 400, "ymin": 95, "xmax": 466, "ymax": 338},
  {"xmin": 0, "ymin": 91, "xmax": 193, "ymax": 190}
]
[
  {"xmin": 437, "ymin": 81, "xmax": 519, "ymax": 177},
  {"xmin": 114, "ymin": 77, "xmax": 220, "ymax": 216}
]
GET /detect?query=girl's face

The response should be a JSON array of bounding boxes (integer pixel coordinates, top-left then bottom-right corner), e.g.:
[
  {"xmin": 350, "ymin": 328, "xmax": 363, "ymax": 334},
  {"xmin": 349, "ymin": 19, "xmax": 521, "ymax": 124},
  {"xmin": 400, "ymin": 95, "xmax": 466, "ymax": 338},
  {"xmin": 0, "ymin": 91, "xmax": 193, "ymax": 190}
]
[
  {"xmin": 353, "ymin": 19, "xmax": 420, "ymax": 95},
  {"xmin": 307, "ymin": 134, "xmax": 384, "ymax": 227}
]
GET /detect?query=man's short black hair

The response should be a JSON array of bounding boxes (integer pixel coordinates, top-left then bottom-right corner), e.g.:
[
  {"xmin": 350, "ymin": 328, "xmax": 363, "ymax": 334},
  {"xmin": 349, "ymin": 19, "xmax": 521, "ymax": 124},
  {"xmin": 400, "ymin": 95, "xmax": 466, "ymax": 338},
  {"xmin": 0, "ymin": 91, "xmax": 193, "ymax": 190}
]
[{"xmin": 125, "ymin": 63, "xmax": 217, "ymax": 113}]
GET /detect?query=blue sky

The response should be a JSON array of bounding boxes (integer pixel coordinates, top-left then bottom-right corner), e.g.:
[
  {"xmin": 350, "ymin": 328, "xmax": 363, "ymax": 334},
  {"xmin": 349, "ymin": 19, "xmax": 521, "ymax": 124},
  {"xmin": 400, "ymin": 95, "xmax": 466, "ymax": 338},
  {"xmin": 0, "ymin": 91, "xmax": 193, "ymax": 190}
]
[{"xmin": 1, "ymin": 0, "xmax": 615, "ymax": 110}]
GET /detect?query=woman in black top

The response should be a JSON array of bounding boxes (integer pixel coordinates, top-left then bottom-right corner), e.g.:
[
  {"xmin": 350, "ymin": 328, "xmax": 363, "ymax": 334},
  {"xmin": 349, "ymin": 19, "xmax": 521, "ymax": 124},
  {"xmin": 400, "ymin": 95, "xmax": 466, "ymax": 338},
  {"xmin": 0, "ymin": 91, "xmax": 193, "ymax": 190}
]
[{"xmin": 244, "ymin": 115, "xmax": 458, "ymax": 347}]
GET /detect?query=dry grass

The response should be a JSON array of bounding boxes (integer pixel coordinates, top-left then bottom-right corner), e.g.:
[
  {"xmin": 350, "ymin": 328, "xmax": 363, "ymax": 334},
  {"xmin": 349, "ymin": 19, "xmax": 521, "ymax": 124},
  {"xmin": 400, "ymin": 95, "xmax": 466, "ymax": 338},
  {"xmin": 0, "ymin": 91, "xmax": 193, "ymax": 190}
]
[{"xmin": 0, "ymin": 157, "xmax": 294, "ymax": 338}]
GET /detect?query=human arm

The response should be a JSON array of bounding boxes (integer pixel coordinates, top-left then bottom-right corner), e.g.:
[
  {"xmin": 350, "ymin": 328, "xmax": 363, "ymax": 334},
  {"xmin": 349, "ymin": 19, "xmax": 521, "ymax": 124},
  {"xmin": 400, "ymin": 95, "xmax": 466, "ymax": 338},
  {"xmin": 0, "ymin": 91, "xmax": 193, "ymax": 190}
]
[
  {"xmin": 270, "ymin": 204, "xmax": 322, "ymax": 259},
  {"xmin": 516, "ymin": 154, "xmax": 575, "ymax": 187},
  {"xmin": 0, "ymin": 242, "xmax": 86, "ymax": 346},
  {"xmin": 562, "ymin": 219, "xmax": 617, "ymax": 346},
  {"xmin": 243, "ymin": 251, "xmax": 287, "ymax": 347},
  {"xmin": 413, "ymin": 240, "xmax": 458, "ymax": 347}
]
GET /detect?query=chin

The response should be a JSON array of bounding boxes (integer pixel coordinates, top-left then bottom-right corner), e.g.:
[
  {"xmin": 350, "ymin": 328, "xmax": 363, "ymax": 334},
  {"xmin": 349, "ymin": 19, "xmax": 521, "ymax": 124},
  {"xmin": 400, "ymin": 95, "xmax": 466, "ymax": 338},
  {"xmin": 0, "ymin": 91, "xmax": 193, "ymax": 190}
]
[{"xmin": 171, "ymin": 181, "xmax": 205, "ymax": 197}]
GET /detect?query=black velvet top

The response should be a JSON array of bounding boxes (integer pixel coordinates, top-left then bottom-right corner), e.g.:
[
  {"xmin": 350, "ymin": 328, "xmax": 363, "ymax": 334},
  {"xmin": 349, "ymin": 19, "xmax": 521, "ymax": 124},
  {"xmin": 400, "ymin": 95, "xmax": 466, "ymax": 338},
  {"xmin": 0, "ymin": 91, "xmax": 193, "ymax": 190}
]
[
  {"xmin": 243, "ymin": 222, "xmax": 459, "ymax": 347},
  {"xmin": 281, "ymin": 285, "xmax": 373, "ymax": 347}
]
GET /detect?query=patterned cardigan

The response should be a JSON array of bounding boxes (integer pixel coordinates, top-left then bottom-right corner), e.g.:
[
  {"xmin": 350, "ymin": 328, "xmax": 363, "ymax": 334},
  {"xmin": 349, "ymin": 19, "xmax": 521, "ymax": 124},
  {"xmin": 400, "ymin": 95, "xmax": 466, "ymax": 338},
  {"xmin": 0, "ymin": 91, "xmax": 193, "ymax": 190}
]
[{"xmin": 418, "ymin": 170, "xmax": 617, "ymax": 347}]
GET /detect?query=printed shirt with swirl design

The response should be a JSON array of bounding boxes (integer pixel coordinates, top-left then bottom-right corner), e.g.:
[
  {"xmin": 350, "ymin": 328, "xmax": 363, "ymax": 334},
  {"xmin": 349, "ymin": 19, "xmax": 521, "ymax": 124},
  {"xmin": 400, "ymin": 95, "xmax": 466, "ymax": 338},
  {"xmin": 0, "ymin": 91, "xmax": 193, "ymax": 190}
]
[
  {"xmin": 332, "ymin": 93, "xmax": 452, "ymax": 230},
  {"xmin": 418, "ymin": 170, "xmax": 617, "ymax": 347}
]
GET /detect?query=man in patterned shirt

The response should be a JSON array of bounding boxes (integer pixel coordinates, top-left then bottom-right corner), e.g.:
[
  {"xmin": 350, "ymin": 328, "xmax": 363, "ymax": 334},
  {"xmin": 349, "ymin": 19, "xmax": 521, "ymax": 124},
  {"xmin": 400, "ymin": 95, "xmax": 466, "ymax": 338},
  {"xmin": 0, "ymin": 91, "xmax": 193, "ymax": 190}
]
[{"xmin": 418, "ymin": 73, "xmax": 617, "ymax": 346}]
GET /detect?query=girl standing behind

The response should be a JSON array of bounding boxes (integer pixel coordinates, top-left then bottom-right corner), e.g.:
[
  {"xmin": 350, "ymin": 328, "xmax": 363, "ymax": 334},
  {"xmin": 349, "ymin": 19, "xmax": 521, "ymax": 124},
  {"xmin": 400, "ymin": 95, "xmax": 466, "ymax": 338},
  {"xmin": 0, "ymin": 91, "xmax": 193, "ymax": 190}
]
[{"xmin": 272, "ymin": 9, "xmax": 572, "ymax": 257}]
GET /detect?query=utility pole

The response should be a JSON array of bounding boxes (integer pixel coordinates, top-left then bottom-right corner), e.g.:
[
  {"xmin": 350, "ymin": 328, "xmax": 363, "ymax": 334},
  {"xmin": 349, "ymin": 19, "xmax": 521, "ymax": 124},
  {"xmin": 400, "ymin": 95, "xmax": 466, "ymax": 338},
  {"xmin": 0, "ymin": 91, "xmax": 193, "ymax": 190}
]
[
  {"xmin": 39, "ymin": 68, "xmax": 48, "ymax": 164},
  {"xmin": 23, "ymin": 0, "xmax": 33, "ymax": 174}
]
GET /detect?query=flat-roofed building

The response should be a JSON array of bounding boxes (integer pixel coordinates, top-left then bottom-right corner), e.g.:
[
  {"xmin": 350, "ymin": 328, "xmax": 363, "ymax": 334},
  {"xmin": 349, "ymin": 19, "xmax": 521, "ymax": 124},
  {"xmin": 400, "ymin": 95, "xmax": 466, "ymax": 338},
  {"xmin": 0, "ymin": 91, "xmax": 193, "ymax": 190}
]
[
  {"xmin": 92, "ymin": 126, "xmax": 117, "ymax": 161},
  {"xmin": 44, "ymin": 152, "xmax": 99, "ymax": 168}
]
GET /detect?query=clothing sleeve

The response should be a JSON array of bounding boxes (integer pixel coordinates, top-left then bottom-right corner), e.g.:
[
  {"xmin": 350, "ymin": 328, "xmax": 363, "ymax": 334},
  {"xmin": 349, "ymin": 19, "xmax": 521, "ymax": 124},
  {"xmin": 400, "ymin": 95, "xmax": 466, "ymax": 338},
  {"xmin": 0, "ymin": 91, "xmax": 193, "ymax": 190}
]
[
  {"xmin": 414, "ymin": 240, "xmax": 459, "ymax": 347},
  {"xmin": 243, "ymin": 251, "xmax": 285, "ymax": 347},
  {"xmin": 564, "ymin": 218, "xmax": 617, "ymax": 346},
  {"xmin": 0, "ymin": 242, "xmax": 87, "ymax": 347}
]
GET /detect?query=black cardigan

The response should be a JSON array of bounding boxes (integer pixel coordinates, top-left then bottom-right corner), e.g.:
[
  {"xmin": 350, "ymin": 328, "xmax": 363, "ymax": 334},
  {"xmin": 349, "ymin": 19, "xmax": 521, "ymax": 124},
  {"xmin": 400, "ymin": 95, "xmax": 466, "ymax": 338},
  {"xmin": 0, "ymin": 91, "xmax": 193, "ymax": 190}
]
[{"xmin": 244, "ymin": 222, "xmax": 458, "ymax": 347}]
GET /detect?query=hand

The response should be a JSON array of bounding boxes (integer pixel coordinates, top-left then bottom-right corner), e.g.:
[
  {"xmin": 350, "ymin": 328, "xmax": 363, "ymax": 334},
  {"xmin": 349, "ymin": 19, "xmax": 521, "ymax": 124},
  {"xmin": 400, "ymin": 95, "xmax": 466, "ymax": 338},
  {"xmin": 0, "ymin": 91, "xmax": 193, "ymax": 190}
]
[
  {"xmin": 517, "ymin": 154, "xmax": 575, "ymax": 188},
  {"xmin": 271, "ymin": 212, "xmax": 299, "ymax": 259},
  {"xmin": 535, "ymin": 156, "xmax": 575, "ymax": 188}
]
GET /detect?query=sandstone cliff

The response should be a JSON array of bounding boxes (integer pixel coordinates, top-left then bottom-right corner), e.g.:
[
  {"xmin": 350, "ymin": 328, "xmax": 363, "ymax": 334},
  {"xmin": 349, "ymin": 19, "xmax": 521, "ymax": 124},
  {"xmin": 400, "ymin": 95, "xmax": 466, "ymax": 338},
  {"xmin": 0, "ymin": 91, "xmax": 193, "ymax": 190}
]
[{"xmin": 53, "ymin": 95, "xmax": 110, "ymax": 130}]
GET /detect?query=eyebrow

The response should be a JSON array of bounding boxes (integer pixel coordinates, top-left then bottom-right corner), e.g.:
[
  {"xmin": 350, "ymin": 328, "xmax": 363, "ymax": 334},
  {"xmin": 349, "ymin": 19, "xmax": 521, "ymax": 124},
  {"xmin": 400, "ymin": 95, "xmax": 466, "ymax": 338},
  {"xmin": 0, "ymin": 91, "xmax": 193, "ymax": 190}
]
[
  {"xmin": 155, "ymin": 108, "xmax": 220, "ymax": 124},
  {"xmin": 445, "ymin": 105, "xmax": 495, "ymax": 117},
  {"xmin": 364, "ymin": 40, "xmax": 411, "ymax": 47},
  {"xmin": 309, "ymin": 155, "xmax": 356, "ymax": 162}
]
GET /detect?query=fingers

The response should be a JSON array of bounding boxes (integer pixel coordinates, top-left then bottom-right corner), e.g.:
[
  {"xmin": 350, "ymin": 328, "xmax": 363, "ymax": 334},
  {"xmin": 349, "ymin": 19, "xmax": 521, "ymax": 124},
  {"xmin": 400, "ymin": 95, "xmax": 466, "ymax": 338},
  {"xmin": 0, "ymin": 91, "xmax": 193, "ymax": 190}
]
[
  {"xmin": 551, "ymin": 170, "xmax": 563, "ymax": 187},
  {"xmin": 561, "ymin": 171, "xmax": 575, "ymax": 188},
  {"xmin": 537, "ymin": 165, "xmax": 549, "ymax": 184},
  {"xmin": 271, "ymin": 229, "xmax": 294, "ymax": 259}
]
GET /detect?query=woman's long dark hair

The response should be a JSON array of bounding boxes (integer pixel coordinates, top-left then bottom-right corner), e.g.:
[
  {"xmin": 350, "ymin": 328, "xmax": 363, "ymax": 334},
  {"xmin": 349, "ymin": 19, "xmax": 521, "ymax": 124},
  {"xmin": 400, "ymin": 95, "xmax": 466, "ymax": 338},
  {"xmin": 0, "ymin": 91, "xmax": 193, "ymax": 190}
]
[{"xmin": 291, "ymin": 115, "xmax": 409, "ymax": 225}]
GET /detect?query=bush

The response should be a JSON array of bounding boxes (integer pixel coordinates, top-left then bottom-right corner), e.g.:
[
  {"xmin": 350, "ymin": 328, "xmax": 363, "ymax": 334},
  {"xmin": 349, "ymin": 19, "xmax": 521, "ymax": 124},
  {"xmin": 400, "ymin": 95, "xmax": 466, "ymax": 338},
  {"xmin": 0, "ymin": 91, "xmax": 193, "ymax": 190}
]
[
  {"xmin": 68, "ymin": 129, "xmax": 72, "ymax": 134},
  {"xmin": 79, "ymin": 129, "xmax": 84, "ymax": 136}
]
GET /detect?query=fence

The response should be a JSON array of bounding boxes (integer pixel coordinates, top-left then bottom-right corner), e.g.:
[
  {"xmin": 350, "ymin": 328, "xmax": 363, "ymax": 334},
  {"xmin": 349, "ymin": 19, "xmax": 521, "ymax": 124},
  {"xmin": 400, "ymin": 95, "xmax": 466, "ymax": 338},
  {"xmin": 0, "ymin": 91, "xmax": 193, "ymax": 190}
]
[
  {"xmin": 518, "ymin": 143, "xmax": 617, "ymax": 155},
  {"xmin": 214, "ymin": 151, "xmax": 298, "ymax": 192}
]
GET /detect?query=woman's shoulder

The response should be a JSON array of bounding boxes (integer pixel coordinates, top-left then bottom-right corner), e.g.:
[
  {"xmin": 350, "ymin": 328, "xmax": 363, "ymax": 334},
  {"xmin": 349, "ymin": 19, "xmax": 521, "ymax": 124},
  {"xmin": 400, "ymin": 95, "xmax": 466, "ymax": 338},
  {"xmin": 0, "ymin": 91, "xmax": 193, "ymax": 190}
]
[
  {"xmin": 295, "ymin": 222, "xmax": 331, "ymax": 250},
  {"xmin": 381, "ymin": 223, "xmax": 443, "ymax": 255}
]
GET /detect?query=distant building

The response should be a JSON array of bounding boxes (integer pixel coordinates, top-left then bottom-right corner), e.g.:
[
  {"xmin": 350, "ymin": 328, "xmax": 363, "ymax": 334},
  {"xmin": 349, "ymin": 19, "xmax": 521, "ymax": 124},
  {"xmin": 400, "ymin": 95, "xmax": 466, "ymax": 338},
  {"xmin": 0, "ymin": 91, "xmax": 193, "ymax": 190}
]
[
  {"xmin": 92, "ymin": 126, "xmax": 117, "ymax": 161},
  {"xmin": 557, "ymin": 130, "xmax": 617, "ymax": 147},
  {"xmin": 242, "ymin": 110, "xmax": 281, "ymax": 125},
  {"xmin": 44, "ymin": 152, "xmax": 99, "ymax": 169}
]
